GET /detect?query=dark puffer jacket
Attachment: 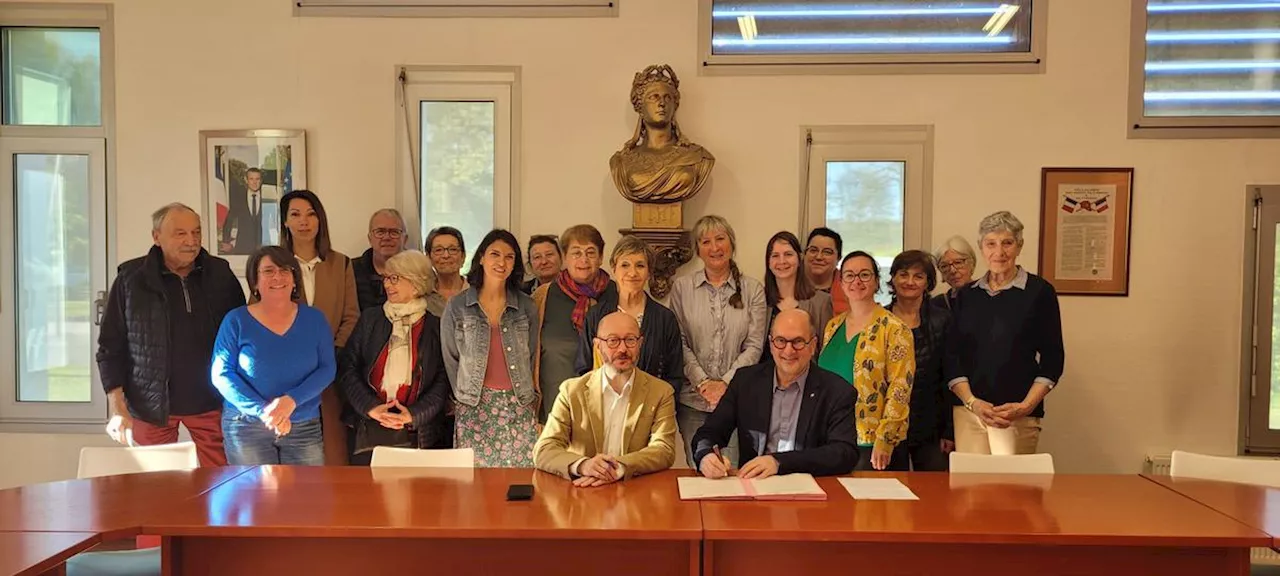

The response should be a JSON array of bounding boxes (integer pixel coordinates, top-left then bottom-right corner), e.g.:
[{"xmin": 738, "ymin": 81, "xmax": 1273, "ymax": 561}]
[
  {"xmin": 338, "ymin": 307, "xmax": 452, "ymax": 450},
  {"xmin": 96, "ymin": 246, "xmax": 245, "ymax": 425}
]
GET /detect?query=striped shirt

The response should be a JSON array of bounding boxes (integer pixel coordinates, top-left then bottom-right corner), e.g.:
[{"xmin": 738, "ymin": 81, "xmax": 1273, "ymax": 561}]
[{"xmin": 667, "ymin": 269, "xmax": 768, "ymax": 412}]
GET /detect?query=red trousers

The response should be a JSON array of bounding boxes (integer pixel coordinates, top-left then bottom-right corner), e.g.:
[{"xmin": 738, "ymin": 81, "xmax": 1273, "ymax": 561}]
[{"xmin": 130, "ymin": 408, "xmax": 228, "ymax": 467}]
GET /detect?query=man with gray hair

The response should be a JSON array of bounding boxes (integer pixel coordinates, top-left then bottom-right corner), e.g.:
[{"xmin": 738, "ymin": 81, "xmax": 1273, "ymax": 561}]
[
  {"xmin": 352, "ymin": 208, "xmax": 408, "ymax": 311},
  {"xmin": 96, "ymin": 203, "xmax": 245, "ymax": 466}
]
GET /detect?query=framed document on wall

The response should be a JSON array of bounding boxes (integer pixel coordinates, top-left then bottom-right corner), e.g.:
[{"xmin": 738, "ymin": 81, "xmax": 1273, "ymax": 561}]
[{"xmin": 1038, "ymin": 167, "xmax": 1134, "ymax": 296}]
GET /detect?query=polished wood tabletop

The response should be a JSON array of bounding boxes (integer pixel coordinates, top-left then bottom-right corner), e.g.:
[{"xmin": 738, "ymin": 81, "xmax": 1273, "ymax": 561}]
[
  {"xmin": 700, "ymin": 472, "xmax": 1272, "ymax": 547},
  {"xmin": 0, "ymin": 532, "xmax": 99, "ymax": 576},
  {"xmin": 0, "ymin": 467, "xmax": 253, "ymax": 538},
  {"xmin": 1144, "ymin": 474, "xmax": 1280, "ymax": 547},
  {"xmin": 143, "ymin": 466, "xmax": 703, "ymax": 540}
]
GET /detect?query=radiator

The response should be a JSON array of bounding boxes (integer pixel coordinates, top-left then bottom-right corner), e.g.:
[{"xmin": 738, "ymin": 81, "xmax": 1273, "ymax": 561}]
[{"xmin": 1144, "ymin": 454, "xmax": 1280, "ymax": 565}]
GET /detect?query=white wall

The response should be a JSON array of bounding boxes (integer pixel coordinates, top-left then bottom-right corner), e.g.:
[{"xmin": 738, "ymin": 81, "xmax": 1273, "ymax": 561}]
[{"xmin": 3, "ymin": 0, "xmax": 1277, "ymax": 486}]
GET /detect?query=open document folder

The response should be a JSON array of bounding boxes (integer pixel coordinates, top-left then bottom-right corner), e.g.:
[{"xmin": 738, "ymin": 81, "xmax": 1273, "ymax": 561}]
[{"xmin": 677, "ymin": 473, "xmax": 827, "ymax": 501}]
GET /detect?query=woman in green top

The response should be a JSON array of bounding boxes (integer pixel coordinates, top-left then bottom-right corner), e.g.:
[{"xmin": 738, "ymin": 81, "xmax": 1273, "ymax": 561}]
[{"xmin": 818, "ymin": 251, "xmax": 915, "ymax": 472}]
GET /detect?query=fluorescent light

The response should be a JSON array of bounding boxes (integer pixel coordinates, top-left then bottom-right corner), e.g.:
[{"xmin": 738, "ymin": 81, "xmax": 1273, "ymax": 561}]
[
  {"xmin": 1144, "ymin": 91, "xmax": 1280, "ymax": 102},
  {"xmin": 1147, "ymin": 30, "xmax": 1280, "ymax": 42},
  {"xmin": 1145, "ymin": 60, "xmax": 1280, "ymax": 72},
  {"xmin": 712, "ymin": 35, "xmax": 1014, "ymax": 47},
  {"xmin": 983, "ymin": 4, "xmax": 1019, "ymax": 37},
  {"xmin": 737, "ymin": 14, "xmax": 758, "ymax": 42},
  {"xmin": 1148, "ymin": 2, "xmax": 1280, "ymax": 13},
  {"xmin": 711, "ymin": 7, "xmax": 1003, "ymax": 18}
]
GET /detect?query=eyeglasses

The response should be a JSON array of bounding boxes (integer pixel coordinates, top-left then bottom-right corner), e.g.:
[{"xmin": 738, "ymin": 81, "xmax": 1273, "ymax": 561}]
[
  {"xmin": 840, "ymin": 270, "xmax": 876, "ymax": 284},
  {"xmin": 372, "ymin": 228, "xmax": 404, "ymax": 239},
  {"xmin": 383, "ymin": 274, "xmax": 402, "ymax": 285},
  {"xmin": 805, "ymin": 246, "xmax": 837, "ymax": 258},
  {"xmin": 769, "ymin": 336, "xmax": 815, "ymax": 351},
  {"xmin": 938, "ymin": 259, "xmax": 969, "ymax": 272},
  {"xmin": 431, "ymin": 246, "xmax": 461, "ymax": 256},
  {"xmin": 258, "ymin": 266, "xmax": 293, "ymax": 278},
  {"xmin": 566, "ymin": 249, "xmax": 600, "ymax": 261},
  {"xmin": 596, "ymin": 335, "xmax": 642, "ymax": 349}
]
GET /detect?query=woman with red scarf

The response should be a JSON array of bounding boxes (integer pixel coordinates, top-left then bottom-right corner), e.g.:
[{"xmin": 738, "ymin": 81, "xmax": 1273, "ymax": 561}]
[
  {"xmin": 337, "ymin": 250, "xmax": 451, "ymax": 465},
  {"xmin": 531, "ymin": 224, "xmax": 616, "ymax": 422}
]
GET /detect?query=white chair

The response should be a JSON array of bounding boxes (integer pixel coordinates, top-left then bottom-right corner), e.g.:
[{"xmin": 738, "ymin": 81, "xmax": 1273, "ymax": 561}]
[
  {"xmin": 949, "ymin": 453, "xmax": 1055, "ymax": 474},
  {"xmin": 1171, "ymin": 451, "xmax": 1280, "ymax": 575},
  {"xmin": 77, "ymin": 442, "xmax": 199, "ymax": 479},
  {"xmin": 1170, "ymin": 450, "xmax": 1280, "ymax": 488},
  {"xmin": 67, "ymin": 442, "xmax": 197, "ymax": 576},
  {"xmin": 370, "ymin": 447, "xmax": 476, "ymax": 468}
]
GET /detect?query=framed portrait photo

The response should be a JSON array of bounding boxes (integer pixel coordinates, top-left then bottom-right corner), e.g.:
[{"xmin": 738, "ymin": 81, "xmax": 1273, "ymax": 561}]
[
  {"xmin": 199, "ymin": 129, "xmax": 307, "ymax": 274},
  {"xmin": 1037, "ymin": 167, "xmax": 1134, "ymax": 296}
]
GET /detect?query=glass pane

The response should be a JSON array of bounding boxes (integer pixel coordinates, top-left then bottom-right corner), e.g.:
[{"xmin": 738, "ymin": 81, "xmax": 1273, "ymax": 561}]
[
  {"xmin": 1272, "ymin": 222, "xmax": 1280, "ymax": 429},
  {"xmin": 16, "ymin": 153, "xmax": 93, "ymax": 403},
  {"xmin": 825, "ymin": 161, "xmax": 904, "ymax": 305},
  {"xmin": 710, "ymin": 0, "xmax": 1034, "ymax": 56},
  {"xmin": 1144, "ymin": 1, "xmax": 1280, "ymax": 118},
  {"xmin": 420, "ymin": 101, "xmax": 495, "ymax": 267},
  {"xmin": 2, "ymin": 28, "xmax": 101, "ymax": 126}
]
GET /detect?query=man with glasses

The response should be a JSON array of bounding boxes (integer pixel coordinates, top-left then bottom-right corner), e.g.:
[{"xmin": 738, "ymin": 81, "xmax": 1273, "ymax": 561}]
[
  {"xmin": 691, "ymin": 309, "xmax": 857, "ymax": 479},
  {"xmin": 804, "ymin": 227, "xmax": 850, "ymax": 314},
  {"xmin": 352, "ymin": 209, "xmax": 408, "ymax": 311},
  {"xmin": 534, "ymin": 311, "xmax": 677, "ymax": 485}
]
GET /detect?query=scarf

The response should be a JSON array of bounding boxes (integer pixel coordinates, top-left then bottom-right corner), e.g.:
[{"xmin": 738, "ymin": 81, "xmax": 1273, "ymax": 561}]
[
  {"xmin": 555, "ymin": 268, "xmax": 610, "ymax": 333},
  {"xmin": 379, "ymin": 299, "xmax": 428, "ymax": 401}
]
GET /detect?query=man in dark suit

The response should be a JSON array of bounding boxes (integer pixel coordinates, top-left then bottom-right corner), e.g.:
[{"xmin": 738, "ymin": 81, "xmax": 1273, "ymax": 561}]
[
  {"xmin": 219, "ymin": 167, "xmax": 265, "ymax": 255},
  {"xmin": 692, "ymin": 308, "xmax": 858, "ymax": 479}
]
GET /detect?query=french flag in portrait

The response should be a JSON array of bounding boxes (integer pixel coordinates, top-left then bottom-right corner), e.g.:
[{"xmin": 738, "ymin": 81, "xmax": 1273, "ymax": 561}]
[
  {"xmin": 1061, "ymin": 196, "xmax": 1079, "ymax": 213},
  {"xmin": 1096, "ymin": 196, "xmax": 1109, "ymax": 213}
]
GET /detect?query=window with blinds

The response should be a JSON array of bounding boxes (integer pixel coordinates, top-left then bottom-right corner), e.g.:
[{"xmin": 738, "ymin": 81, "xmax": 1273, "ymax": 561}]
[
  {"xmin": 1131, "ymin": 0, "xmax": 1280, "ymax": 137},
  {"xmin": 699, "ymin": 0, "xmax": 1044, "ymax": 73}
]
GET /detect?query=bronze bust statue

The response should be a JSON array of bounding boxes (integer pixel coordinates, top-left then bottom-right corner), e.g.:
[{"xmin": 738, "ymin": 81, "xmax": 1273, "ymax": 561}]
[{"xmin": 610, "ymin": 65, "xmax": 715, "ymax": 204}]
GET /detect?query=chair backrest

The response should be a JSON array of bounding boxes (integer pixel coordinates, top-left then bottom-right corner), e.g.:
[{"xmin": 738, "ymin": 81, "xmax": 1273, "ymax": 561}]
[
  {"xmin": 370, "ymin": 447, "xmax": 475, "ymax": 468},
  {"xmin": 77, "ymin": 442, "xmax": 199, "ymax": 479},
  {"xmin": 949, "ymin": 453, "xmax": 1055, "ymax": 474},
  {"xmin": 1170, "ymin": 450, "xmax": 1280, "ymax": 487}
]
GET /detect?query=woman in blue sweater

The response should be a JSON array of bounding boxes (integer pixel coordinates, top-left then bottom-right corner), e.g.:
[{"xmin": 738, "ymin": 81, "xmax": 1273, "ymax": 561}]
[{"xmin": 212, "ymin": 246, "xmax": 336, "ymax": 465}]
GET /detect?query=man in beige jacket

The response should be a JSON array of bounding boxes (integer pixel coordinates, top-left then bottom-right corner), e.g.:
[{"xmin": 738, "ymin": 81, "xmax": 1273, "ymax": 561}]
[{"xmin": 534, "ymin": 311, "xmax": 677, "ymax": 486}]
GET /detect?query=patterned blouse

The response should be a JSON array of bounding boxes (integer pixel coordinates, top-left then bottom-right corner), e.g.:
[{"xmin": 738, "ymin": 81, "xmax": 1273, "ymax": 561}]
[{"xmin": 821, "ymin": 305, "xmax": 915, "ymax": 453}]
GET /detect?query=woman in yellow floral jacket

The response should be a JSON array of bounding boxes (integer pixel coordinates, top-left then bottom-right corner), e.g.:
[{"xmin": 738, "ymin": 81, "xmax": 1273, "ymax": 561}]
[{"xmin": 818, "ymin": 251, "xmax": 915, "ymax": 471}]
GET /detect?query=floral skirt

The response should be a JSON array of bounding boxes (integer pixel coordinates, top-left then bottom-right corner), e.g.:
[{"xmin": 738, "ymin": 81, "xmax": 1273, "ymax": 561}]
[{"xmin": 454, "ymin": 386, "xmax": 538, "ymax": 468}]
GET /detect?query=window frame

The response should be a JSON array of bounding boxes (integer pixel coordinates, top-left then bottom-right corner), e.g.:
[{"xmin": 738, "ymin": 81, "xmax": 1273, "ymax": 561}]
[
  {"xmin": 1241, "ymin": 185, "xmax": 1280, "ymax": 454},
  {"xmin": 798, "ymin": 125, "xmax": 934, "ymax": 256},
  {"xmin": 394, "ymin": 66, "xmax": 521, "ymax": 251},
  {"xmin": 1128, "ymin": 0, "xmax": 1280, "ymax": 139},
  {"xmin": 0, "ymin": 3, "xmax": 115, "ymax": 433},
  {"xmin": 698, "ymin": 0, "xmax": 1048, "ymax": 76},
  {"xmin": 295, "ymin": 0, "xmax": 618, "ymax": 18}
]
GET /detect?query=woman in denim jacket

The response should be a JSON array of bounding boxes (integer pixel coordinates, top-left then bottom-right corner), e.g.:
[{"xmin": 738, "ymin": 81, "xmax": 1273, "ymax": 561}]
[{"xmin": 441, "ymin": 229, "xmax": 540, "ymax": 467}]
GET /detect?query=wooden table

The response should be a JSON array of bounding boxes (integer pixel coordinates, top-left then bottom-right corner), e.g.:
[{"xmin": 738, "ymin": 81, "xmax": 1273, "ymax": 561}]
[
  {"xmin": 1144, "ymin": 473, "xmax": 1280, "ymax": 548},
  {"xmin": 700, "ymin": 472, "xmax": 1270, "ymax": 576},
  {"xmin": 0, "ymin": 532, "xmax": 99, "ymax": 576},
  {"xmin": 142, "ymin": 467, "xmax": 703, "ymax": 576},
  {"xmin": 0, "ymin": 467, "xmax": 253, "ymax": 539}
]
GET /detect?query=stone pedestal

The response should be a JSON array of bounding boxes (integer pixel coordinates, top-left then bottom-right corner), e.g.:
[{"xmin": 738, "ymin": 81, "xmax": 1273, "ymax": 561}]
[{"xmin": 620, "ymin": 227, "xmax": 691, "ymax": 299}]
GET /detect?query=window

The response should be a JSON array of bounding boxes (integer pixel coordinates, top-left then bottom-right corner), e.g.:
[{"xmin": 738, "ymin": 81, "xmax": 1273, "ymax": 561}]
[
  {"xmin": 396, "ymin": 67, "xmax": 518, "ymax": 265},
  {"xmin": 296, "ymin": 0, "xmax": 618, "ymax": 18},
  {"xmin": 699, "ymin": 0, "xmax": 1046, "ymax": 74},
  {"xmin": 1243, "ymin": 185, "xmax": 1280, "ymax": 453},
  {"xmin": 1130, "ymin": 0, "xmax": 1280, "ymax": 138},
  {"xmin": 0, "ymin": 4, "xmax": 113, "ymax": 430},
  {"xmin": 801, "ymin": 126, "xmax": 933, "ymax": 304}
]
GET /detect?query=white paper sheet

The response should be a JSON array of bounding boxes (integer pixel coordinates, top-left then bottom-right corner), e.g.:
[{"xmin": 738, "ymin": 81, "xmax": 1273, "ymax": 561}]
[{"xmin": 838, "ymin": 478, "xmax": 920, "ymax": 500}]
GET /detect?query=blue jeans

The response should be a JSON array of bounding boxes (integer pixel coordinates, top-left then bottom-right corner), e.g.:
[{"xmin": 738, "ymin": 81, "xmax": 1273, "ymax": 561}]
[{"xmin": 221, "ymin": 412, "xmax": 325, "ymax": 466}]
